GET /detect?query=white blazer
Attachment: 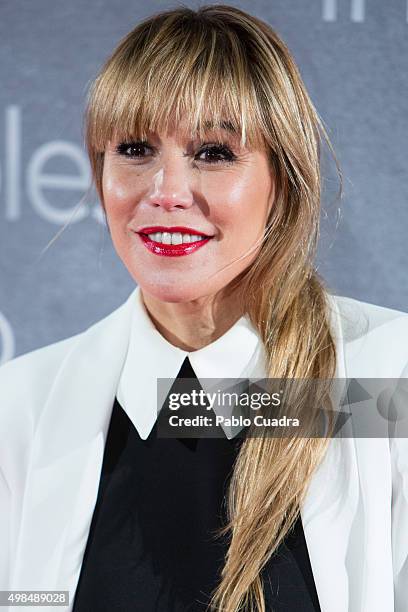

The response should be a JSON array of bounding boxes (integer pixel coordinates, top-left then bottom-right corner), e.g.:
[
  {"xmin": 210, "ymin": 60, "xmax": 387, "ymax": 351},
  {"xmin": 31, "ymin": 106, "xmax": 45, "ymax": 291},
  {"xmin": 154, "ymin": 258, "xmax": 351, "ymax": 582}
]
[{"xmin": 1, "ymin": 288, "xmax": 408, "ymax": 612}]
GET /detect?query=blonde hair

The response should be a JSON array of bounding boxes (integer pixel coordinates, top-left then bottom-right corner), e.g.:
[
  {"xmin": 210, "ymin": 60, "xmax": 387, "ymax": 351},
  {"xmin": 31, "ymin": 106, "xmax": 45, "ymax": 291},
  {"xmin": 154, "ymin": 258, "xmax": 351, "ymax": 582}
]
[{"xmin": 84, "ymin": 5, "xmax": 341, "ymax": 610}]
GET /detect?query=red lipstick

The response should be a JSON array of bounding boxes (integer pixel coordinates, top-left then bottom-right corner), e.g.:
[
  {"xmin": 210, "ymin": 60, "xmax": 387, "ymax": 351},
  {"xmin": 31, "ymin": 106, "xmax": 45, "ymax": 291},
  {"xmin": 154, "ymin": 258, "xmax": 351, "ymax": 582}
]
[
  {"xmin": 136, "ymin": 226, "xmax": 213, "ymax": 257},
  {"xmin": 138, "ymin": 226, "xmax": 212, "ymax": 236}
]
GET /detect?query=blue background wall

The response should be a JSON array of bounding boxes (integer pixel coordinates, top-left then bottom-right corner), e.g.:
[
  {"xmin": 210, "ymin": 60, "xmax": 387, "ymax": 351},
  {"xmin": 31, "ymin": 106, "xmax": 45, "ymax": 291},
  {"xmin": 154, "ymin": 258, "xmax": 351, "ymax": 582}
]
[{"xmin": 0, "ymin": 0, "xmax": 407, "ymax": 363}]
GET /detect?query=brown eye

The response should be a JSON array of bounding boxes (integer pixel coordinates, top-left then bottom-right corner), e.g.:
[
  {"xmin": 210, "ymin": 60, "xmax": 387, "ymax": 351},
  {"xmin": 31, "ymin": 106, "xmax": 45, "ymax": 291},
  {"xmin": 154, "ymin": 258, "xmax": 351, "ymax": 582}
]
[
  {"xmin": 115, "ymin": 141, "xmax": 152, "ymax": 158},
  {"xmin": 195, "ymin": 143, "xmax": 236, "ymax": 164}
]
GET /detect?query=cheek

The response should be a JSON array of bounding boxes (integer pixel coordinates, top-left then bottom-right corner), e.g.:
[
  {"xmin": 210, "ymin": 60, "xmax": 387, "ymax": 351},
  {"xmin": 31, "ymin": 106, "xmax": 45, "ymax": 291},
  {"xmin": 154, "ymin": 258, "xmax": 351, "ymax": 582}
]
[
  {"xmin": 206, "ymin": 173, "xmax": 271, "ymax": 238},
  {"xmin": 102, "ymin": 170, "xmax": 141, "ymax": 224}
]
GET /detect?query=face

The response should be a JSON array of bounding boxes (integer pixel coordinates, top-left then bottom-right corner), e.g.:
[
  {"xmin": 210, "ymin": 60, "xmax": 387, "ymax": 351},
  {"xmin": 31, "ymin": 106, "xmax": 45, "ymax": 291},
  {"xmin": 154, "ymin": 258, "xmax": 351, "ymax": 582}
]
[{"xmin": 102, "ymin": 123, "xmax": 275, "ymax": 303}]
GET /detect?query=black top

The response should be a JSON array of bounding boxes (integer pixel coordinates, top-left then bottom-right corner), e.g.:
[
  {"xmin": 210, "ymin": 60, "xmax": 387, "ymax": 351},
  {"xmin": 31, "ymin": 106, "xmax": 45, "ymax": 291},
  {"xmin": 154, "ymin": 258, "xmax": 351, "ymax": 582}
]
[{"xmin": 73, "ymin": 358, "xmax": 321, "ymax": 612}]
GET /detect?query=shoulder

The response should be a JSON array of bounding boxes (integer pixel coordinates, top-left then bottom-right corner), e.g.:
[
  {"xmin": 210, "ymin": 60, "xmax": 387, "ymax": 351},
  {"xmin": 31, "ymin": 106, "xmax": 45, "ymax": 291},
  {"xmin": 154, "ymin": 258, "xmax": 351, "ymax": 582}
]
[
  {"xmin": 327, "ymin": 293, "xmax": 408, "ymax": 377},
  {"xmin": 0, "ymin": 335, "xmax": 87, "ymax": 466},
  {"xmin": 327, "ymin": 297, "xmax": 408, "ymax": 546},
  {"xmin": 330, "ymin": 293, "xmax": 408, "ymax": 338},
  {"xmin": 0, "ymin": 288, "xmax": 137, "ymax": 435},
  {"xmin": 0, "ymin": 289, "xmax": 137, "ymax": 501},
  {"xmin": 0, "ymin": 335, "xmax": 83, "ymax": 500}
]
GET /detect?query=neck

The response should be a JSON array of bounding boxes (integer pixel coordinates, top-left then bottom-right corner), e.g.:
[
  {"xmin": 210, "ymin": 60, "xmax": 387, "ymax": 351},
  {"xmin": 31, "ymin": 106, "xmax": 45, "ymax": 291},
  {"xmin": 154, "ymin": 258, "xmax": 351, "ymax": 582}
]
[{"xmin": 141, "ymin": 286, "xmax": 245, "ymax": 351}]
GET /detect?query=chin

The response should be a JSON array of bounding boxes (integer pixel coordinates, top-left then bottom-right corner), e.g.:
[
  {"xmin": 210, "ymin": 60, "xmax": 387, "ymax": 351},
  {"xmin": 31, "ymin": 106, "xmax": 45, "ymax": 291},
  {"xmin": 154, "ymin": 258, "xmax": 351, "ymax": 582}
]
[{"xmin": 138, "ymin": 280, "xmax": 211, "ymax": 304}]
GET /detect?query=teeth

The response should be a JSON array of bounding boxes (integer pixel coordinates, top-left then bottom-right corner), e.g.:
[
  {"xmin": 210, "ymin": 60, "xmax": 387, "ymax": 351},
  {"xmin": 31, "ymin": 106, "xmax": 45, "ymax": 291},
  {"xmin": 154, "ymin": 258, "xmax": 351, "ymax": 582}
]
[
  {"xmin": 146, "ymin": 232, "xmax": 206, "ymax": 245},
  {"xmin": 171, "ymin": 232, "xmax": 183, "ymax": 245}
]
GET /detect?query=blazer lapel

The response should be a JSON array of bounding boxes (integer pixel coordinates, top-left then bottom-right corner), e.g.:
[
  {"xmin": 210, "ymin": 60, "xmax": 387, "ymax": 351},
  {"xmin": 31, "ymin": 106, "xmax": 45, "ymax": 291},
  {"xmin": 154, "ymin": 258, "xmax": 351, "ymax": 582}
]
[{"xmin": 11, "ymin": 290, "xmax": 137, "ymax": 610}]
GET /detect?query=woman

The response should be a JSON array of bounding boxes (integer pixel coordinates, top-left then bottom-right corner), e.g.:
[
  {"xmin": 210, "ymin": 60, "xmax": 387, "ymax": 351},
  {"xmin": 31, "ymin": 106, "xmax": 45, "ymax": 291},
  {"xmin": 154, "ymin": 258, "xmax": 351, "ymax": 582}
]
[{"xmin": 1, "ymin": 5, "xmax": 408, "ymax": 611}]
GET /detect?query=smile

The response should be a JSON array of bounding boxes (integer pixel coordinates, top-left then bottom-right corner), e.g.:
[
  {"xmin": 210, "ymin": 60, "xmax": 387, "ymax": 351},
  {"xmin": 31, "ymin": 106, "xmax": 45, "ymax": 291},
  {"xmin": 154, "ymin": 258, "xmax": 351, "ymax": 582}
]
[{"xmin": 136, "ymin": 226, "xmax": 213, "ymax": 257}]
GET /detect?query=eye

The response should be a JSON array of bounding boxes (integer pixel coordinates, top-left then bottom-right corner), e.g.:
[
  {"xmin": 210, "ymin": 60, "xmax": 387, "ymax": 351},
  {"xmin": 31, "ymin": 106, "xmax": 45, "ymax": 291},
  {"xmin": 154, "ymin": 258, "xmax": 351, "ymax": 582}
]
[
  {"xmin": 115, "ymin": 140, "xmax": 152, "ymax": 158},
  {"xmin": 195, "ymin": 143, "xmax": 237, "ymax": 165},
  {"xmin": 114, "ymin": 139, "xmax": 237, "ymax": 165}
]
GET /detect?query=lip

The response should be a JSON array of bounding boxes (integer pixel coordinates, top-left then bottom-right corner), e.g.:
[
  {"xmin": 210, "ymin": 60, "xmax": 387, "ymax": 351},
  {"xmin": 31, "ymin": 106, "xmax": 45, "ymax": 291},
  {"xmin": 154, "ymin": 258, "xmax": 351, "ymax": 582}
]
[
  {"xmin": 137, "ymin": 225, "xmax": 213, "ymax": 237},
  {"xmin": 136, "ymin": 232, "xmax": 212, "ymax": 257}
]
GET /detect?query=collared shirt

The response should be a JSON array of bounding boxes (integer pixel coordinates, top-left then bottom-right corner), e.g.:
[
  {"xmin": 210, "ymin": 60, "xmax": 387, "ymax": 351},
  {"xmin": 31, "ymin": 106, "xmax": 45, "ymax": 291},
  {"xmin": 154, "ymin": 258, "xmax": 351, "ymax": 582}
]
[
  {"xmin": 72, "ymin": 287, "xmax": 321, "ymax": 612},
  {"xmin": 116, "ymin": 286, "xmax": 268, "ymax": 439}
]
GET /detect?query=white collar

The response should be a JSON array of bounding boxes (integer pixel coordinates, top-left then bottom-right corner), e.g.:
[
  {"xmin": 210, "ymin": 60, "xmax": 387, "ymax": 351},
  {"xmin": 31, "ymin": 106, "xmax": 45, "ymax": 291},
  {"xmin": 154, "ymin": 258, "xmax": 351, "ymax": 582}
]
[{"xmin": 117, "ymin": 286, "xmax": 267, "ymax": 439}]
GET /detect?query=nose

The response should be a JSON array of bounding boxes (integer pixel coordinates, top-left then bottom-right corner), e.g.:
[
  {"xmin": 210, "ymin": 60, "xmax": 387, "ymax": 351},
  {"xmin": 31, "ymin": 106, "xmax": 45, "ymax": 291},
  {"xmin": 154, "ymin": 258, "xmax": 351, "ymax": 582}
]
[{"xmin": 146, "ymin": 157, "xmax": 194, "ymax": 211}]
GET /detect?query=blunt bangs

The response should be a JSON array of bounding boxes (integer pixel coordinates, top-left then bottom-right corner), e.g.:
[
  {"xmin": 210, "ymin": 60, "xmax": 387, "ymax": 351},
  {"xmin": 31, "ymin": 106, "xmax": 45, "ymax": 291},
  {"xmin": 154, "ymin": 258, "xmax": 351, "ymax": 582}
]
[{"xmin": 85, "ymin": 13, "xmax": 272, "ymax": 155}]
